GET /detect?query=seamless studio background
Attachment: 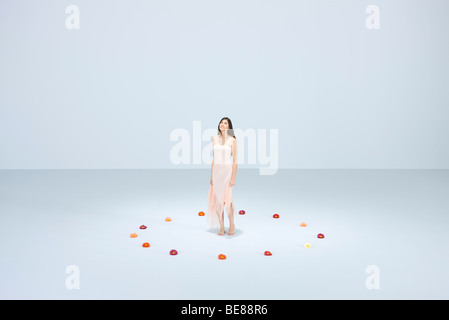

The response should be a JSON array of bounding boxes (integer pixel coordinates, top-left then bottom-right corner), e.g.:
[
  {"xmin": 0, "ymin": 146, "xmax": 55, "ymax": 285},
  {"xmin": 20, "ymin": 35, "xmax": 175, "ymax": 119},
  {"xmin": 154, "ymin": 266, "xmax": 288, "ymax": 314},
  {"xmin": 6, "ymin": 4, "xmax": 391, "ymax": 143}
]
[{"xmin": 1, "ymin": 0, "xmax": 448, "ymax": 170}]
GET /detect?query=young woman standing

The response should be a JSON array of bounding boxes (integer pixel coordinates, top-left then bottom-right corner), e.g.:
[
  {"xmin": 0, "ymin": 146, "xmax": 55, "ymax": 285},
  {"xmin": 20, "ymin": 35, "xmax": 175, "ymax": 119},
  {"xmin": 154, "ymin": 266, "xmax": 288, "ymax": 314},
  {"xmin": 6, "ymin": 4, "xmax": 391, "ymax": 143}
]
[{"xmin": 207, "ymin": 117, "xmax": 238, "ymax": 236}]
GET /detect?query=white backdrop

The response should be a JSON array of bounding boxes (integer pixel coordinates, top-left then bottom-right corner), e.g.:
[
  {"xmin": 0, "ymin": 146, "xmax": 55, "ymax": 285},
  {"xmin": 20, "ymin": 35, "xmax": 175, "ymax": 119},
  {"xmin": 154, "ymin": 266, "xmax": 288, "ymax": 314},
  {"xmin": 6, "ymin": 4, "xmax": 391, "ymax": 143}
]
[{"xmin": 1, "ymin": 0, "xmax": 448, "ymax": 170}]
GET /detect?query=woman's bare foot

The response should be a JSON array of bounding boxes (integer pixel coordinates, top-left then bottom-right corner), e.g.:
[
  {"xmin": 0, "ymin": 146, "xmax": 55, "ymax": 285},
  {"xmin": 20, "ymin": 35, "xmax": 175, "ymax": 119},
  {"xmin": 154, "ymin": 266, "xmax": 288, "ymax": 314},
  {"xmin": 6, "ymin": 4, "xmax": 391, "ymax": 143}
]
[
  {"xmin": 228, "ymin": 225, "xmax": 235, "ymax": 236},
  {"xmin": 218, "ymin": 228, "xmax": 225, "ymax": 236}
]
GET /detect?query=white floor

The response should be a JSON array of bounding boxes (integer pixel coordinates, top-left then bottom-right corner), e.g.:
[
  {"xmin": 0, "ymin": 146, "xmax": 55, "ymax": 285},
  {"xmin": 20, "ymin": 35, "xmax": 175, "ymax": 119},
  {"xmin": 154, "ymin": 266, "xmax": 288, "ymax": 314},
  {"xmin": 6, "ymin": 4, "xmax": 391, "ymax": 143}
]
[{"xmin": 1, "ymin": 169, "xmax": 448, "ymax": 300}]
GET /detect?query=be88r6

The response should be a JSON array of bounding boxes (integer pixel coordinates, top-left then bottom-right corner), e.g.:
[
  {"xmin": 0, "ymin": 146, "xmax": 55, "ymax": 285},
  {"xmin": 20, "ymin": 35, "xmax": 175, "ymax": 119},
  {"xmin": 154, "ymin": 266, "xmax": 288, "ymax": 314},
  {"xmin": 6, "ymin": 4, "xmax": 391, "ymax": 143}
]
[{"xmin": 225, "ymin": 304, "xmax": 268, "ymax": 315}]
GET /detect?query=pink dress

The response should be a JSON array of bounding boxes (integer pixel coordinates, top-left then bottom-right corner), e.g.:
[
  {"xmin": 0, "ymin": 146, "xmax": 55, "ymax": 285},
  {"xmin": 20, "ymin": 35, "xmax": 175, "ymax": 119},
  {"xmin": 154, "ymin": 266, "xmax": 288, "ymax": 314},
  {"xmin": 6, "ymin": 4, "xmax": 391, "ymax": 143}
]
[{"xmin": 207, "ymin": 134, "xmax": 235, "ymax": 228}]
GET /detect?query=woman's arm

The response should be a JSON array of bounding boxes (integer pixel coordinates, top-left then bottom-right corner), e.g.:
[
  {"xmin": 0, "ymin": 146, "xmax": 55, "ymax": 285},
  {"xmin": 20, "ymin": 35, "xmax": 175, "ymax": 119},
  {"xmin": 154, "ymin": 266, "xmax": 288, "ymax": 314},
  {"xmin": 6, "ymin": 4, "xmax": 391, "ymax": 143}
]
[
  {"xmin": 210, "ymin": 159, "xmax": 214, "ymax": 185},
  {"xmin": 210, "ymin": 137, "xmax": 214, "ymax": 185},
  {"xmin": 230, "ymin": 138, "xmax": 237, "ymax": 186}
]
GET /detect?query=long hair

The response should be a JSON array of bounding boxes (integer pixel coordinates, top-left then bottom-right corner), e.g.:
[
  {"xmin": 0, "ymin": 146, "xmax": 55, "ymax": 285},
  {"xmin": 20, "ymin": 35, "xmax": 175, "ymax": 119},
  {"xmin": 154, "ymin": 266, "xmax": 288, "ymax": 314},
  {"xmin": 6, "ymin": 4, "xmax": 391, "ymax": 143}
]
[{"xmin": 217, "ymin": 117, "xmax": 236, "ymax": 140}]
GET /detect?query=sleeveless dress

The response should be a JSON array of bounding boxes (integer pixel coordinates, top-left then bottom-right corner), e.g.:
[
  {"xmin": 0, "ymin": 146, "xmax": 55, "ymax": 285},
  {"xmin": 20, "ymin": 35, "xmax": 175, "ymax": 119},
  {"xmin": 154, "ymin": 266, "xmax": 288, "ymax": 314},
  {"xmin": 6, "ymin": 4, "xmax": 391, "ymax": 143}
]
[{"xmin": 207, "ymin": 134, "xmax": 235, "ymax": 228}]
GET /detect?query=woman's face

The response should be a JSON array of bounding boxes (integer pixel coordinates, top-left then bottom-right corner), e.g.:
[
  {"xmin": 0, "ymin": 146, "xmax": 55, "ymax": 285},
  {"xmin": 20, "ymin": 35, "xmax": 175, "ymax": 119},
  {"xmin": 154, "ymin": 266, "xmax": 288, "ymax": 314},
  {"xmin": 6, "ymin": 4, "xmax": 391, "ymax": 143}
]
[{"xmin": 219, "ymin": 119, "xmax": 229, "ymax": 132}]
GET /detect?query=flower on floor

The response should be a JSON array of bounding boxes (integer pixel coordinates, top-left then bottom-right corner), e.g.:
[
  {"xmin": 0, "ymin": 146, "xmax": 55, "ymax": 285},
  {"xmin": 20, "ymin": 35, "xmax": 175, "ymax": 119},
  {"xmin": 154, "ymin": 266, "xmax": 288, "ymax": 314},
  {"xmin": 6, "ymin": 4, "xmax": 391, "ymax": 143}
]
[
  {"xmin": 130, "ymin": 233, "xmax": 138, "ymax": 238},
  {"xmin": 170, "ymin": 249, "xmax": 178, "ymax": 255}
]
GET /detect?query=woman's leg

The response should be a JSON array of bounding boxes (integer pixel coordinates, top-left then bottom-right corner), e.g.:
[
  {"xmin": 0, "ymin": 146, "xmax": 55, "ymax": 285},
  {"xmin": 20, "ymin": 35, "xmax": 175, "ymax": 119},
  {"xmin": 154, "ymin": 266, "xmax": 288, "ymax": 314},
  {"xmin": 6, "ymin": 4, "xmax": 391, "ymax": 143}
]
[
  {"xmin": 218, "ymin": 207, "xmax": 225, "ymax": 235},
  {"xmin": 227, "ymin": 202, "xmax": 235, "ymax": 235}
]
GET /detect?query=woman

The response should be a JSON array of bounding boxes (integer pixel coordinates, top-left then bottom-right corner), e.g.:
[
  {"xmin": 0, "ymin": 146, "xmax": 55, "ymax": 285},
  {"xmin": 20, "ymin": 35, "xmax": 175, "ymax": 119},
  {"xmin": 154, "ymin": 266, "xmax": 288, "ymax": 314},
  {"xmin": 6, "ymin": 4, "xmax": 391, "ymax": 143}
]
[{"xmin": 207, "ymin": 117, "xmax": 238, "ymax": 236}]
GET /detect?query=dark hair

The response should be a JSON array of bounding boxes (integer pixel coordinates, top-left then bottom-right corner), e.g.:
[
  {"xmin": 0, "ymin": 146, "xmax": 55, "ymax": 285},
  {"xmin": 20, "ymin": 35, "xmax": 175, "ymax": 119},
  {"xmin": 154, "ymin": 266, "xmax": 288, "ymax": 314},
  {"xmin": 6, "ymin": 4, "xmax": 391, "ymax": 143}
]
[{"xmin": 217, "ymin": 117, "xmax": 236, "ymax": 140}]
